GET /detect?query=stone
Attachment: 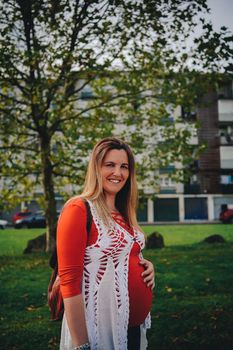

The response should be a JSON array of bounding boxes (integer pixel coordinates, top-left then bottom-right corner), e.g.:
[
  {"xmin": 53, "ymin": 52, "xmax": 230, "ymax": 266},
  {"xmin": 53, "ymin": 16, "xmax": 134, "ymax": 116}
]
[
  {"xmin": 146, "ymin": 231, "xmax": 164, "ymax": 249},
  {"xmin": 23, "ymin": 233, "xmax": 46, "ymax": 253},
  {"xmin": 202, "ymin": 234, "xmax": 226, "ymax": 244}
]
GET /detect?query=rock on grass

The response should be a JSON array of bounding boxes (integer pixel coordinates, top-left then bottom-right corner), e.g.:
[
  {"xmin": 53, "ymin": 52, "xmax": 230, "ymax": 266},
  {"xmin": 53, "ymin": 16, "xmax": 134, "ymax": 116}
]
[
  {"xmin": 202, "ymin": 234, "xmax": 226, "ymax": 244},
  {"xmin": 146, "ymin": 231, "xmax": 164, "ymax": 249}
]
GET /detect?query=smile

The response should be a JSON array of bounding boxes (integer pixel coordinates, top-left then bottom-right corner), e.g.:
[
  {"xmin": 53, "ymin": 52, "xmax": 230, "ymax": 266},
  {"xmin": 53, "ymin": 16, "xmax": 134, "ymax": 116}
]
[{"xmin": 108, "ymin": 179, "xmax": 121, "ymax": 183}]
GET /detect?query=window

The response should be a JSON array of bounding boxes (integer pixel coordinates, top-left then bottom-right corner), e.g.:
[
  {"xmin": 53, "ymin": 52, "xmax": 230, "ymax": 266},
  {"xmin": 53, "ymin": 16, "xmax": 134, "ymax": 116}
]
[
  {"xmin": 81, "ymin": 90, "xmax": 94, "ymax": 99},
  {"xmin": 219, "ymin": 125, "xmax": 233, "ymax": 145},
  {"xmin": 218, "ymin": 81, "xmax": 233, "ymax": 99},
  {"xmin": 181, "ymin": 106, "xmax": 197, "ymax": 121},
  {"xmin": 159, "ymin": 175, "xmax": 176, "ymax": 193},
  {"xmin": 220, "ymin": 175, "xmax": 233, "ymax": 185}
]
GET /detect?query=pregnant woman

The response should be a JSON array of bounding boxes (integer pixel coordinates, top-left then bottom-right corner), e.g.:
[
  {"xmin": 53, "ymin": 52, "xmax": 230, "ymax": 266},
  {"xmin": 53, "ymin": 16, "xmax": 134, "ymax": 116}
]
[{"xmin": 57, "ymin": 137, "xmax": 154, "ymax": 350}]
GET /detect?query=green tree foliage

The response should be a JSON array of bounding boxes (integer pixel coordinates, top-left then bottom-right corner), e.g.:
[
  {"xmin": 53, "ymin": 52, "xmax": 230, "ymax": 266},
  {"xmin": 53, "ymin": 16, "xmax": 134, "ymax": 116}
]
[{"xmin": 0, "ymin": 0, "xmax": 232, "ymax": 251}]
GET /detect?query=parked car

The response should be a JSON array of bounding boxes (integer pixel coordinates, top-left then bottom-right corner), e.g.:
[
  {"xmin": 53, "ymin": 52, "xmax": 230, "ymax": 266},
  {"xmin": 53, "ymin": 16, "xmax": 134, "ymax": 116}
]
[
  {"xmin": 14, "ymin": 212, "xmax": 46, "ymax": 228},
  {"xmin": 12, "ymin": 211, "xmax": 32, "ymax": 225},
  {"xmin": 0, "ymin": 219, "xmax": 8, "ymax": 229},
  {"xmin": 219, "ymin": 204, "xmax": 233, "ymax": 224},
  {"xmin": 14, "ymin": 210, "xmax": 61, "ymax": 228}
]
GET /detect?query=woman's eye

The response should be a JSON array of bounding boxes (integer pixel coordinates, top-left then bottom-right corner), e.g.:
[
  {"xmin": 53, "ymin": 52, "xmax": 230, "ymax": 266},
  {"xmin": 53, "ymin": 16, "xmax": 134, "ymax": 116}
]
[{"xmin": 122, "ymin": 165, "xmax": 129, "ymax": 169}]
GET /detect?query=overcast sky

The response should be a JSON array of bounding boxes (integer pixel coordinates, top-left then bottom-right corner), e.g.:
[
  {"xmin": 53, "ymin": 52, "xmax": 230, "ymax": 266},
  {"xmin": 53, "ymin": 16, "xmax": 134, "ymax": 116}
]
[{"xmin": 207, "ymin": 0, "xmax": 233, "ymax": 32}]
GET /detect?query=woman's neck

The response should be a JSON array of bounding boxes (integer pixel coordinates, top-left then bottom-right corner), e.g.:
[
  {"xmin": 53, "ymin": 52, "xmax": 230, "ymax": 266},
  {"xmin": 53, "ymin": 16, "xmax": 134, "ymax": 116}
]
[{"xmin": 105, "ymin": 194, "xmax": 118, "ymax": 212}]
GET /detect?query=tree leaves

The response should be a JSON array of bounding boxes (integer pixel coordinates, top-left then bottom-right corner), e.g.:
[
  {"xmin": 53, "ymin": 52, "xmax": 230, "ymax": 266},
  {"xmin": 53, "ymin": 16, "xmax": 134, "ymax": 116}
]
[{"xmin": 0, "ymin": 0, "xmax": 232, "ymax": 250}]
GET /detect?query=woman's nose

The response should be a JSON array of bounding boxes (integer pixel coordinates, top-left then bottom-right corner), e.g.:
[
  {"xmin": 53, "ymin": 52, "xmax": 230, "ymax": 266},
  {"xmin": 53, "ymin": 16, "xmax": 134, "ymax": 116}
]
[{"xmin": 112, "ymin": 166, "xmax": 121, "ymax": 176}]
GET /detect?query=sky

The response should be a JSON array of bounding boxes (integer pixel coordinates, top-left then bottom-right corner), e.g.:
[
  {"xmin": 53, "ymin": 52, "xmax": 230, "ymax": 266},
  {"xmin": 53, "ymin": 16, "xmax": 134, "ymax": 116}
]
[{"xmin": 207, "ymin": 0, "xmax": 233, "ymax": 32}]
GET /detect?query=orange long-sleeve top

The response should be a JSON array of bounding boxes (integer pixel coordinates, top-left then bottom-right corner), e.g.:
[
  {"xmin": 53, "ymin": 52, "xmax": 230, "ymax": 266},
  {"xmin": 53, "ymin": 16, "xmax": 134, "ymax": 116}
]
[{"xmin": 57, "ymin": 198, "xmax": 152, "ymax": 326}]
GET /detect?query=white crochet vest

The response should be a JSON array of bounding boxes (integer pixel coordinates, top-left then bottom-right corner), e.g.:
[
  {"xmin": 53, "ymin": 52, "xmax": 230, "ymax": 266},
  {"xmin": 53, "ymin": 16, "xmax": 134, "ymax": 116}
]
[{"xmin": 60, "ymin": 200, "xmax": 151, "ymax": 350}]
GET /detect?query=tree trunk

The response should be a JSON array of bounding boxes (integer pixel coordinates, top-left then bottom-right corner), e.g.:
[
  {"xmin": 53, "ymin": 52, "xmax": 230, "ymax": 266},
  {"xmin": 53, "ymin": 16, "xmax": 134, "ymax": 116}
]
[{"xmin": 40, "ymin": 135, "xmax": 57, "ymax": 252}]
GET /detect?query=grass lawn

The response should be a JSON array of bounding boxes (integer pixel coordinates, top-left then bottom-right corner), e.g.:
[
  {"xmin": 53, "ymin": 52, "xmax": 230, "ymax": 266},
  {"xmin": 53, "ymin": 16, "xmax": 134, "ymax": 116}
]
[{"xmin": 0, "ymin": 225, "xmax": 233, "ymax": 350}]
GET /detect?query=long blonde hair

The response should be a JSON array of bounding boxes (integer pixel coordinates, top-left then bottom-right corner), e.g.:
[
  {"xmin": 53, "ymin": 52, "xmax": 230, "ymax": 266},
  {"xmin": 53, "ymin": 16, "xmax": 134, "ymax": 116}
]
[{"xmin": 80, "ymin": 137, "xmax": 139, "ymax": 228}]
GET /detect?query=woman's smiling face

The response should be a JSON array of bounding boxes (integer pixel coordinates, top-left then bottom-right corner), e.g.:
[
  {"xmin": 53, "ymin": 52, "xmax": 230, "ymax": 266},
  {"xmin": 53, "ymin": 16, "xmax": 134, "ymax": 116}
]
[{"xmin": 101, "ymin": 148, "xmax": 129, "ymax": 197}]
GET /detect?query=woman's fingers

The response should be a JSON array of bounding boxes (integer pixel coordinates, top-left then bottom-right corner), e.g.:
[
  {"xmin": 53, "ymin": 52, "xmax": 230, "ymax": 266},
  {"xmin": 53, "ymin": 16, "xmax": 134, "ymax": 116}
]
[{"xmin": 139, "ymin": 259, "xmax": 155, "ymax": 289}]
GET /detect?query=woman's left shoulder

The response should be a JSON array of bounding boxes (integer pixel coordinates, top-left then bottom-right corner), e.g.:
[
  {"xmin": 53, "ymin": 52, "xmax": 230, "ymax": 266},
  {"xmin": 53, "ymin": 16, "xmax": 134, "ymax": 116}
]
[{"xmin": 64, "ymin": 196, "xmax": 86, "ymax": 209}]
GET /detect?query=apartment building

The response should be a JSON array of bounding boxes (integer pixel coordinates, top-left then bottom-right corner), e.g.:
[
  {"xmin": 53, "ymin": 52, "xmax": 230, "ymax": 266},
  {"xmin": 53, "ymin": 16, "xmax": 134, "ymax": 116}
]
[{"xmin": 138, "ymin": 79, "xmax": 233, "ymax": 223}]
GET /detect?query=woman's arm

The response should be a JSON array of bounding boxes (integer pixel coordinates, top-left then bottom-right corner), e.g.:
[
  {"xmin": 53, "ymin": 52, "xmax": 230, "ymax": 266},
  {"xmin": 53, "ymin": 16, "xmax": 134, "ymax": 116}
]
[
  {"xmin": 57, "ymin": 200, "xmax": 90, "ymax": 347},
  {"xmin": 139, "ymin": 258, "xmax": 155, "ymax": 289},
  {"xmin": 63, "ymin": 294, "xmax": 89, "ymax": 347}
]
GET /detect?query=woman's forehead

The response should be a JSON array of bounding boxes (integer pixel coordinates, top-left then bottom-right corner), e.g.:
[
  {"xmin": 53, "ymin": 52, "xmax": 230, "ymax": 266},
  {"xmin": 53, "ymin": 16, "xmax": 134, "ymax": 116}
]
[{"xmin": 103, "ymin": 149, "xmax": 128, "ymax": 163}]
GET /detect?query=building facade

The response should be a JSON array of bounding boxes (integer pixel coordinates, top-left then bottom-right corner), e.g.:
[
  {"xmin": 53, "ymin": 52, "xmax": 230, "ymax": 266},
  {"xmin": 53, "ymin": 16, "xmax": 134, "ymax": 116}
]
[{"xmin": 138, "ymin": 79, "xmax": 233, "ymax": 223}]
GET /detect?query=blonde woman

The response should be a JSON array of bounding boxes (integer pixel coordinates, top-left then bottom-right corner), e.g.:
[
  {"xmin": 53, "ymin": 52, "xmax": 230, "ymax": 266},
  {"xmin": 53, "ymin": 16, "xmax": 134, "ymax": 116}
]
[{"xmin": 57, "ymin": 137, "xmax": 155, "ymax": 350}]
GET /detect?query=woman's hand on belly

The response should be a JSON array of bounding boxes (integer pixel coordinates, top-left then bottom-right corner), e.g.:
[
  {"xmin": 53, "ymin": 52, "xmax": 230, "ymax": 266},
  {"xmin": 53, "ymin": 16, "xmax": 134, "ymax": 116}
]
[
  {"xmin": 128, "ymin": 256, "xmax": 153, "ymax": 326},
  {"xmin": 139, "ymin": 258, "xmax": 155, "ymax": 289}
]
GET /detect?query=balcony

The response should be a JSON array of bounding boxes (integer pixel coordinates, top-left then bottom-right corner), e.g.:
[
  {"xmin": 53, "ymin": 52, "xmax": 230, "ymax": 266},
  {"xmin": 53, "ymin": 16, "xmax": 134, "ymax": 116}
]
[
  {"xmin": 220, "ymin": 146, "xmax": 233, "ymax": 169},
  {"xmin": 218, "ymin": 100, "xmax": 233, "ymax": 122}
]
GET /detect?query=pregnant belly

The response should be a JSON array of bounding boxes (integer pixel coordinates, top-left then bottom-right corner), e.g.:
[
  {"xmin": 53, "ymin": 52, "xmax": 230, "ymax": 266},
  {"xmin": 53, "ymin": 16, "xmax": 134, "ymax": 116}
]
[{"xmin": 128, "ymin": 255, "xmax": 153, "ymax": 326}]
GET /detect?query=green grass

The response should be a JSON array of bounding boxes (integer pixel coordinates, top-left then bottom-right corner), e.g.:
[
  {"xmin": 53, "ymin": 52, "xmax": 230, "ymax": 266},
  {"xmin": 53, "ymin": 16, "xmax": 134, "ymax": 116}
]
[
  {"xmin": 0, "ymin": 228, "xmax": 45, "ymax": 255},
  {"xmin": 0, "ymin": 225, "xmax": 233, "ymax": 350},
  {"xmin": 143, "ymin": 223, "xmax": 233, "ymax": 246}
]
